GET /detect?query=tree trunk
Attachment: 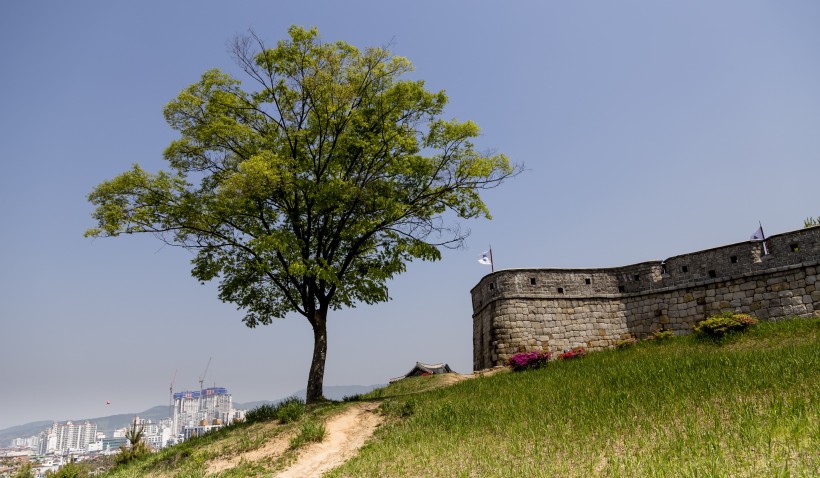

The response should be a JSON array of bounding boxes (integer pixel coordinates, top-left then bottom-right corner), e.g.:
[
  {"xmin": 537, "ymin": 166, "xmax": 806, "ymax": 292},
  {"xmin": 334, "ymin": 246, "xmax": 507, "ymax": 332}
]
[{"xmin": 305, "ymin": 309, "xmax": 328, "ymax": 403}]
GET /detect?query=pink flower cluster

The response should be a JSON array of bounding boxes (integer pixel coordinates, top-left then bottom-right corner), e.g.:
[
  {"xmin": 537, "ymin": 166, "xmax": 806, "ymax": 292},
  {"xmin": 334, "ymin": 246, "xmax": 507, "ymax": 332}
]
[
  {"xmin": 508, "ymin": 351, "xmax": 552, "ymax": 371},
  {"xmin": 558, "ymin": 346, "xmax": 587, "ymax": 360}
]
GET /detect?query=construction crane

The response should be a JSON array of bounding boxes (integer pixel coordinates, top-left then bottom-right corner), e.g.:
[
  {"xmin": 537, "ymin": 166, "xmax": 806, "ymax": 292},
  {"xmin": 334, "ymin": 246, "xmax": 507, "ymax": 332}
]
[
  {"xmin": 169, "ymin": 369, "xmax": 177, "ymax": 435},
  {"xmin": 198, "ymin": 357, "xmax": 212, "ymax": 410},
  {"xmin": 168, "ymin": 370, "xmax": 177, "ymax": 416}
]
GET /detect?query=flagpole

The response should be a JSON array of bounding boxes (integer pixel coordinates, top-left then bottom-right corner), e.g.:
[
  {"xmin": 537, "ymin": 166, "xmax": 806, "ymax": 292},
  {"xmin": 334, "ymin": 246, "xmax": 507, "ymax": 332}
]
[
  {"xmin": 489, "ymin": 245, "xmax": 494, "ymax": 273},
  {"xmin": 759, "ymin": 221, "xmax": 769, "ymax": 255}
]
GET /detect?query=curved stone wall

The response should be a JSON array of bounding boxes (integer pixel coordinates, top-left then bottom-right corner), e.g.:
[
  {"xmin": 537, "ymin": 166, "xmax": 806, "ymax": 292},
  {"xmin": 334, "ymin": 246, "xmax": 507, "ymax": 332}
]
[{"xmin": 471, "ymin": 226, "xmax": 820, "ymax": 370}]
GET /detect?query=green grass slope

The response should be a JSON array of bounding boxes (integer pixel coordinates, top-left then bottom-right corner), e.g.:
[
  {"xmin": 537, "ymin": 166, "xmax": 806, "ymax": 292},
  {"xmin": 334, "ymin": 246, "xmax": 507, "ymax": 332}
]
[
  {"xmin": 329, "ymin": 318, "xmax": 820, "ymax": 477},
  {"xmin": 97, "ymin": 318, "xmax": 819, "ymax": 477}
]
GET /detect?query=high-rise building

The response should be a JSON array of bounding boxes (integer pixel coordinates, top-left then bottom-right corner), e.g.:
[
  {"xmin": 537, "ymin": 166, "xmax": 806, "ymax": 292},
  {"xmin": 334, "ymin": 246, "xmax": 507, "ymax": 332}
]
[
  {"xmin": 38, "ymin": 421, "xmax": 97, "ymax": 454},
  {"xmin": 172, "ymin": 387, "xmax": 233, "ymax": 437},
  {"xmin": 10, "ymin": 436, "xmax": 40, "ymax": 449}
]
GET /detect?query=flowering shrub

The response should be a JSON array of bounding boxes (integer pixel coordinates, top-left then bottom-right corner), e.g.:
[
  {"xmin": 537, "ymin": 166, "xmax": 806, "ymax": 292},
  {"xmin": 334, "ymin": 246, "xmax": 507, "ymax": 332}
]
[
  {"xmin": 508, "ymin": 351, "xmax": 552, "ymax": 371},
  {"xmin": 694, "ymin": 312, "xmax": 759, "ymax": 339},
  {"xmin": 558, "ymin": 346, "xmax": 587, "ymax": 360},
  {"xmin": 615, "ymin": 336, "xmax": 638, "ymax": 349},
  {"xmin": 651, "ymin": 329, "xmax": 675, "ymax": 341}
]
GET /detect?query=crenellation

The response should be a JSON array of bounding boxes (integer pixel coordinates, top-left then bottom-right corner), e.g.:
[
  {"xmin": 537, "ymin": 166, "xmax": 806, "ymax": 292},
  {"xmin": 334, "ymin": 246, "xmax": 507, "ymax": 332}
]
[{"xmin": 471, "ymin": 226, "xmax": 820, "ymax": 370}]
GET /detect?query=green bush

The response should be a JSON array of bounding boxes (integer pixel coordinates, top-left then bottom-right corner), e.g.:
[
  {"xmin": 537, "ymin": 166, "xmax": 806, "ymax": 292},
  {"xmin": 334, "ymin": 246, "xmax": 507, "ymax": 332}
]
[
  {"xmin": 275, "ymin": 396, "xmax": 305, "ymax": 423},
  {"xmin": 694, "ymin": 312, "xmax": 758, "ymax": 338},
  {"xmin": 115, "ymin": 441, "xmax": 151, "ymax": 466},
  {"xmin": 11, "ymin": 463, "xmax": 34, "ymax": 478},
  {"xmin": 44, "ymin": 462, "xmax": 87, "ymax": 478},
  {"xmin": 289, "ymin": 420, "xmax": 326, "ymax": 449},
  {"xmin": 651, "ymin": 329, "xmax": 675, "ymax": 341},
  {"xmin": 115, "ymin": 419, "xmax": 151, "ymax": 466},
  {"xmin": 245, "ymin": 403, "xmax": 278, "ymax": 424},
  {"xmin": 245, "ymin": 396, "xmax": 305, "ymax": 424}
]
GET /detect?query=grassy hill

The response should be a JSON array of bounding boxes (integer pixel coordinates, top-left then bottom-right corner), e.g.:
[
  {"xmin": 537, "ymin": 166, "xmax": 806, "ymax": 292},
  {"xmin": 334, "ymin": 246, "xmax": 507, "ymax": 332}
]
[{"xmin": 102, "ymin": 317, "xmax": 819, "ymax": 477}]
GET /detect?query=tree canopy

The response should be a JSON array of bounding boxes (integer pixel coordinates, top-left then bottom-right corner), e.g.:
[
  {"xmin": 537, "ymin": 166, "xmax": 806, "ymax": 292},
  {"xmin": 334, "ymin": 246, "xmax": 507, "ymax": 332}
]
[{"xmin": 86, "ymin": 26, "xmax": 518, "ymax": 402}]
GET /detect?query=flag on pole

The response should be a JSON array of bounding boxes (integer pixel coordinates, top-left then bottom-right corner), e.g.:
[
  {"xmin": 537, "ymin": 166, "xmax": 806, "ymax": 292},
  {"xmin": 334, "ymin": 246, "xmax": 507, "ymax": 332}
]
[
  {"xmin": 750, "ymin": 223, "xmax": 769, "ymax": 255},
  {"xmin": 478, "ymin": 250, "xmax": 493, "ymax": 266}
]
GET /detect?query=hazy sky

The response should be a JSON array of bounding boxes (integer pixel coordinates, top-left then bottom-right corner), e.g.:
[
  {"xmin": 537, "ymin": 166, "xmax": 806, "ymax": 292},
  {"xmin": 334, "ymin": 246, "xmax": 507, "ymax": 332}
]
[{"xmin": 2, "ymin": 1, "xmax": 819, "ymax": 430}]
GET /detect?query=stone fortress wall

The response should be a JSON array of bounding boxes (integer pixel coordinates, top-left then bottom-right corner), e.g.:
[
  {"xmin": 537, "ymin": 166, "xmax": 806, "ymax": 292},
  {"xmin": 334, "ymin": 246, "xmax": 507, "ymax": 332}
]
[{"xmin": 471, "ymin": 226, "xmax": 820, "ymax": 370}]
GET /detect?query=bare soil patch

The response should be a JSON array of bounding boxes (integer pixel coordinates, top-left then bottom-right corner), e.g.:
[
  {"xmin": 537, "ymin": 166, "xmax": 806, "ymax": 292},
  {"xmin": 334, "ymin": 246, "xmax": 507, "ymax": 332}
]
[
  {"xmin": 206, "ymin": 426, "xmax": 291, "ymax": 475},
  {"xmin": 275, "ymin": 402, "xmax": 382, "ymax": 478},
  {"xmin": 205, "ymin": 402, "xmax": 383, "ymax": 476}
]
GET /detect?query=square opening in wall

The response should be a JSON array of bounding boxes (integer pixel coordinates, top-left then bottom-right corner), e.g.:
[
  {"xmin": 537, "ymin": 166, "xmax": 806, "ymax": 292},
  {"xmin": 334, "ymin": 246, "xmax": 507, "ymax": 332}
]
[
  {"xmin": 790, "ymin": 243, "xmax": 799, "ymax": 252},
  {"xmin": 618, "ymin": 285, "xmax": 625, "ymax": 293},
  {"xmin": 585, "ymin": 278, "xmax": 591, "ymax": 285},
  {"xmin": 730, "ymin": 256, "xmax": 738, "ymax": 264},
  {"xmin": 634, "ymin": 274, "xmax": 640, "ymax": 282},
  {"xmin": 682, "ymin": 265, "xmax": 689, "ymax": 273},
  {"xmin": 708, "ymin": 270, "xmax": 717, "ymax": 278},
  {"xmin": 530, "ymin": 278, "xmax": 537, "ymax": 285},
  {"xmin": 489, "ymin": 283, "xmax": 494, "ymax": 290},
  {"xmin": 557, "ymin": 287, "xmax": 564, "ymax": 294}
]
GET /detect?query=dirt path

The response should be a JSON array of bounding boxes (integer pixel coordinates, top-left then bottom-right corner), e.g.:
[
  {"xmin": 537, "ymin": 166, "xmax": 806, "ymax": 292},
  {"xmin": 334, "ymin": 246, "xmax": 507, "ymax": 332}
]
[
  {"xmin": 208, "ymin": 374, "xmax": 481, "ymax": 476},
  {"xmin": 206, "ymin": 402, "xmax": 382, "ymax": 476},
  {"xmin": 275, "ymin": 402, "xmax": 382, "ymax": 478},
  {"xmin": 206, "ymin": 427, "xmax": 291, "ymax": 475}
]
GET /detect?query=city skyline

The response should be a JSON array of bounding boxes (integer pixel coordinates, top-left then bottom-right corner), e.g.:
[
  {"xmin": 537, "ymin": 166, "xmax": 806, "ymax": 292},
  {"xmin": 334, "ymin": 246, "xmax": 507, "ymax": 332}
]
[{"xmin": 2, "ymin": 1, "xmax": 820, "ymax": 429}]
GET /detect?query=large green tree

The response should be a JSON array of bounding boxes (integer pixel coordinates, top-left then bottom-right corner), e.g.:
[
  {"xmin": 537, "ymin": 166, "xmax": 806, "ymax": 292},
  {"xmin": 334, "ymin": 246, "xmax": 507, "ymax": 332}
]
[{"xmin": 86, "ymin": 26, "xmax": 518, "ymax": 402}]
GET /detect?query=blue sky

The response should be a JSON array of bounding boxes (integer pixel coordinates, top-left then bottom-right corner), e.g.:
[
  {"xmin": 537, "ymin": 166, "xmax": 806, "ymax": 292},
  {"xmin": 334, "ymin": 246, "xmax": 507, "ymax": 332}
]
[{"xmin": 1, "ymin": 1, "xmax": 819, "ymax": 430}]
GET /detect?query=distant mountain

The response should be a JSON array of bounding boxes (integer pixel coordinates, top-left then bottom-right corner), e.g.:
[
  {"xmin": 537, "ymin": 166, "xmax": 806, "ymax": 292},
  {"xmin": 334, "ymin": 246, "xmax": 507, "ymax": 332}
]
[
  {"xmin": 289, "ymin": 384, "xmax": 386, "ymax": 402},
  {"xmin": 83, "ymin": 405, "xmax": 170, "ymax": 437},
  {"xmin": 0, "ymin": 421, "xmax": 52, "ymax": 447},
  {"xmin": 1, "ymin": 385, "xmax": 384, "ymax": 446},
  {"xmin": 0, "ymin": 405, "xmax": 169, "ymax": 447},
  {"xmin": 234, "ymin": 384, "xmax": 385, "ymax": 411}
]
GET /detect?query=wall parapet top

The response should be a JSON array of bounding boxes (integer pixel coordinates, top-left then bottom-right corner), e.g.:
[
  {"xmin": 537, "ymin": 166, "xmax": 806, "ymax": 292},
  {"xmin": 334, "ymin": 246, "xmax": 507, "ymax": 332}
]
[{"xmin": 471, "ymin": 227, "xmax": 820, "ymax": 314}]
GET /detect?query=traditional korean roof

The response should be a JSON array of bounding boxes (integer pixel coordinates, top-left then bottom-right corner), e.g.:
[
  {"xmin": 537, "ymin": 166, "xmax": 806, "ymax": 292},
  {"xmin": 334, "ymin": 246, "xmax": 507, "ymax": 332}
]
[{"xmin": 389, "ymin": 362, "xmax": 454, "ymax": 383}]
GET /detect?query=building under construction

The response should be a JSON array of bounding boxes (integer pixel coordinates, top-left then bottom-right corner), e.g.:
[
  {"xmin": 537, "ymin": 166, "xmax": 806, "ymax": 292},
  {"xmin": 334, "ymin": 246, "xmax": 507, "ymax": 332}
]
[{"xmin": 172, "ymin": 387, "xmax": 234, "ymax": 437}]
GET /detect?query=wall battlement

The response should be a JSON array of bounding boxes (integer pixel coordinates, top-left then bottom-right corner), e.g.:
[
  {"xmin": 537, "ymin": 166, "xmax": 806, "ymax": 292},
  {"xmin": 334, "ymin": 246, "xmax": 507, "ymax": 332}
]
[{"xmin": 471, "ymin": 226, "xmax": 820, "ymax": 370}]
